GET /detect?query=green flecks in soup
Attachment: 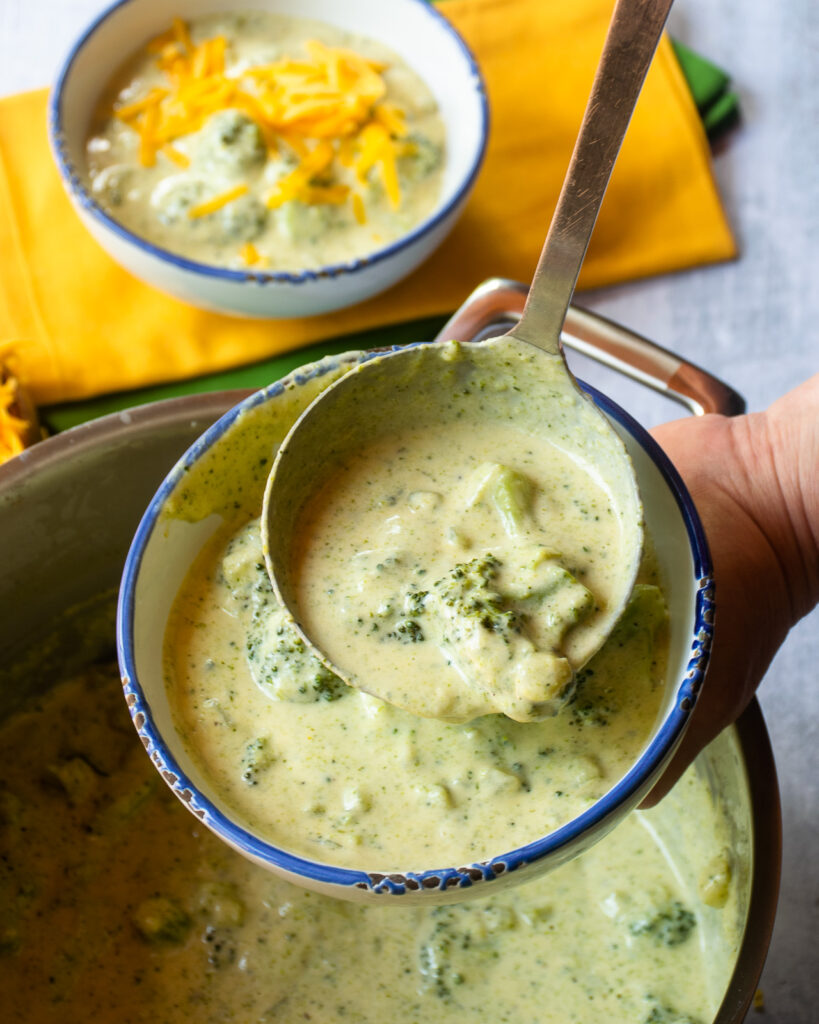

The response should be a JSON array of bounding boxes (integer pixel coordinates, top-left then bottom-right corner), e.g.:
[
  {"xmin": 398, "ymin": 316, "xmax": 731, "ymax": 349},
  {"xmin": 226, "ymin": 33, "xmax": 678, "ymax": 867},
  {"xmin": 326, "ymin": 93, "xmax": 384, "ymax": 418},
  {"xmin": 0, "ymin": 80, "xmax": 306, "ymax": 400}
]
[
  {"xmin": 165, "ymin": 516, "xmax": 668, "ymax": 870},
  {"xmin": 0, "ymin": 661, "xmax": 731, "ymax": 1023}
]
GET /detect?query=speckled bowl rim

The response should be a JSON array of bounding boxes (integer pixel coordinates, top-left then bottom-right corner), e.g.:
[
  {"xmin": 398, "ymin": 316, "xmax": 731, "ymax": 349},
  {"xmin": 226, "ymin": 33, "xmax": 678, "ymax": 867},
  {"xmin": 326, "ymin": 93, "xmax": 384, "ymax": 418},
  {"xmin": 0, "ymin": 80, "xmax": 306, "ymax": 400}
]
[
  {"xmin": 117, "ymin": 348, "xmax": 714, "ymax": 896},
  {"xmin": 48, "ymin": 0, "xmax": 490, "ymax": 286}
]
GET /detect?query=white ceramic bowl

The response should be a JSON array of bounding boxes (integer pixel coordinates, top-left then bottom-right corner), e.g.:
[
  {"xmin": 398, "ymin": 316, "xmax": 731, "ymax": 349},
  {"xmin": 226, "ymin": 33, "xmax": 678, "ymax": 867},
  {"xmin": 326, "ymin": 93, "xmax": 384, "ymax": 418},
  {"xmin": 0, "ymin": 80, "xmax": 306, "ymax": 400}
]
[
  {"xmin": 117, "ymin": 347, "xmax": 715, "ymax": 904},
  {"xmin": 49, "ymin": 0, "xmax": 488, "ymax": 318}
]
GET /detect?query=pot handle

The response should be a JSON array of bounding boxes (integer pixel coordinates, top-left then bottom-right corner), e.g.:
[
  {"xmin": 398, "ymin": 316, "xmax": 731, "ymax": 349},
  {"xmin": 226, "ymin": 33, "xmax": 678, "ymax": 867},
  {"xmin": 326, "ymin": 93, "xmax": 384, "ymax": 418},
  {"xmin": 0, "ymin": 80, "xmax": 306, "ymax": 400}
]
[{"xmin": 434, "ymin": 278, "xmax": 746, "ymax": 418}]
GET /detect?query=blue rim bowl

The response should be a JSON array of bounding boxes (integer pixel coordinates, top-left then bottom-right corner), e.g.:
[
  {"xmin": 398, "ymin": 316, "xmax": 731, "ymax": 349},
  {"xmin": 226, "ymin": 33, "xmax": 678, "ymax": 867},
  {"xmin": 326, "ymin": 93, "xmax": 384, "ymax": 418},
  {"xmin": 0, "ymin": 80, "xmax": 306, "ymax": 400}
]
[
  {"xmin": 48, "ymin": 0, "xmax": 490, "ymax": 318},
  {"xmin": 117, "ymin": 348, "xmax": 714, "ymax": 903}
]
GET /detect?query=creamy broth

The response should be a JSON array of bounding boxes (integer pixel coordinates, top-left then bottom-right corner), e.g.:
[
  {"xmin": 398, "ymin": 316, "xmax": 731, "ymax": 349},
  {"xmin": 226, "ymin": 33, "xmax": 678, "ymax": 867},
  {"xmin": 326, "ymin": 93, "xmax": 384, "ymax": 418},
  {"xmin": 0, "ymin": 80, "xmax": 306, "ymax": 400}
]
[
  {"xmin": 0, "ymin": 662, "xmax": 735, "ymax": 1024},
  {"xmin": 166, "ymin": 516, "xmax": 667, "ymax": 869},
  {"xmin": 156, "ymin": 351, "xmax": 668, "ymax": 870},
  {"xmin": 294, "ymin": 418, "xmax": 629, "ymax": 722},
  {"xmin": 84, "ymin": 12, "xmax": 445, "ymax": 271}
]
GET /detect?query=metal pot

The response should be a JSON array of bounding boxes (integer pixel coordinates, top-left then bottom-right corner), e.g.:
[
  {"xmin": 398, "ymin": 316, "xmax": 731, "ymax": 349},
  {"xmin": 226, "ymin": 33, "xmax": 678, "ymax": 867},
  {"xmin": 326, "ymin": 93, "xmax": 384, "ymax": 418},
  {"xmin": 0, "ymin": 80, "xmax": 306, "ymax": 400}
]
[{"xmin": 0, "ymin": 282, "xmax": 779, "ymax": 1021}]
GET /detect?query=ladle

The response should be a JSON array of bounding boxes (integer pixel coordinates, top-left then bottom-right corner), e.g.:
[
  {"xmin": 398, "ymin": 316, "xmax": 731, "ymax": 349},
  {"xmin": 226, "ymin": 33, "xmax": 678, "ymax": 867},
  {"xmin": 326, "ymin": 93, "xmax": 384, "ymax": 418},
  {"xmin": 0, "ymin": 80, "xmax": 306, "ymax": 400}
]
[{"xmin": 263, "ymin": 0, "xmax": 674, "ymax": 716}]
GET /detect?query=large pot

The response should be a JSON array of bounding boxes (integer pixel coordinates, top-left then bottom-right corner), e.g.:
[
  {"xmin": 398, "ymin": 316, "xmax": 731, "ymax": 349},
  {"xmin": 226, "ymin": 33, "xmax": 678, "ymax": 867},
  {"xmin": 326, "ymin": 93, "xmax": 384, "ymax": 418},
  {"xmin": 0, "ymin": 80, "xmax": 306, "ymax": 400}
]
[{"xmin": 0, "ymin": 284, "xmax": 779, "ymax": 1021}]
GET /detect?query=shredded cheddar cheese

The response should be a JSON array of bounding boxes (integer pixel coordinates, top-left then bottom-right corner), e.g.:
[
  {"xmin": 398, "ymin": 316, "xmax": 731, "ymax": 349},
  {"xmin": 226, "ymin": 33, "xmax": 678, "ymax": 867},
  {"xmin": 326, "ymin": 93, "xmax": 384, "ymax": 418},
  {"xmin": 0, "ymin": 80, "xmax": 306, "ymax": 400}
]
[
  {"xmin": 240, "ymin": 242, "xmax": 269, "ymax": 267},
  {"xmin": 188, "ymin": 183, "xmax": 249, "ymax": 219},
  {"xmin": 351, "ymin": 193, "xmax": 367, "ymax": 225},
  {"xmin": 113, "ymin": 17, "xmax": 412, "ymax": 219},
  {"xmin": 161, "ymin": 143, "xmax": 191, "ymax": 168}
]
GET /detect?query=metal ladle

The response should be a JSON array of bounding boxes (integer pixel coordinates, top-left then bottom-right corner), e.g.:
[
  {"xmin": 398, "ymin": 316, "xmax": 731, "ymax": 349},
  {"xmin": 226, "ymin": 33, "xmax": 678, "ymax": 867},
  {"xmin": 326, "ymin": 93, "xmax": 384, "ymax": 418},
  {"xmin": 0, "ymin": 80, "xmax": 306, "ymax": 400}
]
[{"xmin": 263, "ymin": 0, "xmax": 674, "ymax": 713}]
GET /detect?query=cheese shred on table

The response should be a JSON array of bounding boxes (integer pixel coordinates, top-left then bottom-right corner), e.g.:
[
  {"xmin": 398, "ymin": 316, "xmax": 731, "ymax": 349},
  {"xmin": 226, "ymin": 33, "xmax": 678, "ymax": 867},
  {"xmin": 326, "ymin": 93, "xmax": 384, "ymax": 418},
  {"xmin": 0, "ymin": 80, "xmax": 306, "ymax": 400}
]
[{"xmin": 0, "ymin": 361, "xmax": 34, "ymax": 465}]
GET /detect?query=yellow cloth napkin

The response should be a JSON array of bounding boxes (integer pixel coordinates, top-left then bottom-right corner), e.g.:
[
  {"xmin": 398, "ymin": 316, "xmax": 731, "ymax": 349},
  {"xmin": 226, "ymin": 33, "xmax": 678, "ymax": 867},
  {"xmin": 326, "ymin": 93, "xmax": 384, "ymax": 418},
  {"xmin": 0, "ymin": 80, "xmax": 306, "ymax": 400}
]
[{"xmin": 0, "ymin": 0, "xmax": 736, "ymax": 406}]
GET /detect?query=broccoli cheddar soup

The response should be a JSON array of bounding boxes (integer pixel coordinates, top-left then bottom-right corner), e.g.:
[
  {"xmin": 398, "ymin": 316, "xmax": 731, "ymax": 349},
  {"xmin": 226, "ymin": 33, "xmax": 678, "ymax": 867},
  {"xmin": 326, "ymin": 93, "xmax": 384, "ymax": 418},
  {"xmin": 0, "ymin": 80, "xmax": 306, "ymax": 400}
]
[
  {"xmin": 160, "ymin": 347, "xmax": 669, "ymax": 871},
  {"xmin": 0, "ymin": 660, "xmax": 737, "ymax": 1024},
  {"xmin": 84, "ymin": 13, "xmax": 445, "ymax": 271},
  {"xmin": 168, "ymin": 516, "xmax": 667, "ymax": 869}
]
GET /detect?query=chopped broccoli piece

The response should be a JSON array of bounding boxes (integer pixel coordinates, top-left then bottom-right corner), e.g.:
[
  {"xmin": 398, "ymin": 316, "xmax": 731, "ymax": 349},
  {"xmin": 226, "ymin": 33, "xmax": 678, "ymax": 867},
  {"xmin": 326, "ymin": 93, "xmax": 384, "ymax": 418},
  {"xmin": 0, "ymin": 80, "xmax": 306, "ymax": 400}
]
[
  {"xmin": 433, "ymin": 554, "xmax": 523, "ymax": 639},
  {"xmin": 152, "ymin": 175, "xmax": 206, "ymax": 224},
  {"xmin": 151, "ymin": 175, "xmax": 267, "ymax": 242},
  {"xmin": 196, "ymin": 881, "xmax": 245, "ymax": 928},
  {"xmin": 215, "ymin": 193, "xmax": 267, "ymax": 243},
  {"xmin": 382, "ymin": 553, "xmax": 578, "ymax": 721},
  {"xmin": 630, "ymin": 901, "xmax": 697, "ymax": 946},
  {"xmin": 241, "ymin": 737, "xmax": 275, "ymax": 786},
  {"xmin": 133, "ymin": 897, "xmax": 191, "ymax": 945},
  {"xmin": 245, "ymin": 614, "xmax": 346, "ymax": 702},
  {"xmin": 644, "ymin": 1001, "xmax": 702, "ymax": 1024},
  {"xmin": 222, "ymin": 521, "xmax": 348, "ymax": 704},
  {"xmin": 399, "ymin": 133, "xmax": 443, "ymax": 183},
  {"xmin": 41, "ymin": 756, "xmax": 99, "ymax": 806},
  {"xmin": 489, "ymin": 465, "xmax": 536, "ymax": 536},
  {"xmin": 417, "ymin": 902, "xmax": 520, "ymax": 1001},
  {"xmin": 464, "ymin": 463, "xmax": 536, "ymax": 537},
  {"xmin": 386, "ymin": 618, "xmax": 425, "ymax": 643},
  {"xmin": 197, "ymin": 109, "xmax": 266, "ymax": 174},
  {"xmin": 569, "ymin": 667, "xmax": 614, "ymax": 726},
  {"xmin": 418, "ymin": 913, "xmax": 465, "ymax": 1002}
]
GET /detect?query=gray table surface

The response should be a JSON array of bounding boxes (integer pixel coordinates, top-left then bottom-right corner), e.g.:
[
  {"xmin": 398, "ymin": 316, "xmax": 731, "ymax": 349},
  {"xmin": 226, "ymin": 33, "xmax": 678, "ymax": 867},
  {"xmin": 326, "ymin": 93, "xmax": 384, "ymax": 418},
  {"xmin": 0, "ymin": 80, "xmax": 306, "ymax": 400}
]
[{"xmin": 1, "ymin": 1, "xmax": 816, "ymax": 1020}]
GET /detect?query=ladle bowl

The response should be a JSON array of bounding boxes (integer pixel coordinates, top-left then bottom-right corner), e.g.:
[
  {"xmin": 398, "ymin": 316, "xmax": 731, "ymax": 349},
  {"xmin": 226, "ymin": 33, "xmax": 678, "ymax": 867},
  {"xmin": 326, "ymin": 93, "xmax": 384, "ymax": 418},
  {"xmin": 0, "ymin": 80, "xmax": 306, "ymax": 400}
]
[{"xmin": 262, "ymin": 333, "xmax": 644, "ymax": 715}]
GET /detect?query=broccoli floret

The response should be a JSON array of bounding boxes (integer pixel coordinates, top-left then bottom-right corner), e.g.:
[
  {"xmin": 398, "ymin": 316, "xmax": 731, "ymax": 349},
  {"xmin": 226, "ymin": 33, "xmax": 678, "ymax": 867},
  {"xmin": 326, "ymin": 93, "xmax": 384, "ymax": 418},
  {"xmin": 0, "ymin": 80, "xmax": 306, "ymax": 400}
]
[
  {"xmin": 241, "ymin": 737, "xmax": 275, "ymax": 786},
  {"xmin": 417, "ymin": 902, "xmax": 519, "ymax": 1001},
  {"xmin": 644, "ymin": 1001, "xmax": 702, "ymax": 1024},
  {"xmin": 222, "ymin": 521, "xmax": 348, "ymax": 704},
  {"xmin": 386, "ymin": 618, "xmax": 426, "ymax": 643},
  {"xmin": 276, "ymin": 200, "xmax": 343, "ymax": 244},
  {"xmin": 399, "ymin": 133, "xmax": 443, "ymax": 183},
  {"xmin": 433, "ymin": 554, "xmax": 523, "ymax": 639},
  {"xmin": 382, "ymin": 553, "xmax": 577, "ymax": 721},
  {"xmin": 152, "ymin": 175, "xmax": 206, "ymax": 224},
  {"xmin": 418, "ymin": 913, "xmax": 465, "ymax": 1002},
  {"xmin": 215, "ymin": 193, "xmax": 267, "ymax": 243},
  {"xmin": 377, "ymin": 556, "xmax": 520, "ymax": 644},
  {"xmin": 151, "ymin": 175, "xmax": 267, "ymax": 243},
  {"xmin": 197, "ymin": 109, "xmax": 266, "ymax": 174},
  {"xmin": 246, "ymin": 617, "xmax": 346, "ymax": 702},
  {"xmin": 630, "ymin": 901, "xmax": 697, "ymax": 947}
]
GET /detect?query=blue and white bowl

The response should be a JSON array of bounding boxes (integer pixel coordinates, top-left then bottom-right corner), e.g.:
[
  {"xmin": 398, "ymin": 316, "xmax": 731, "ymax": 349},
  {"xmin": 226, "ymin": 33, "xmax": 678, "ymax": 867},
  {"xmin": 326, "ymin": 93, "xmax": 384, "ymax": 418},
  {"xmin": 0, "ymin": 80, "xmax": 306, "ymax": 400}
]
[
  {"xmin": 49, "ymin": 0, "xmax": 489, "ymax": 318},
  {"xmin": 117, "ymin": 347, "xmax": 714, "ymax": 904}
]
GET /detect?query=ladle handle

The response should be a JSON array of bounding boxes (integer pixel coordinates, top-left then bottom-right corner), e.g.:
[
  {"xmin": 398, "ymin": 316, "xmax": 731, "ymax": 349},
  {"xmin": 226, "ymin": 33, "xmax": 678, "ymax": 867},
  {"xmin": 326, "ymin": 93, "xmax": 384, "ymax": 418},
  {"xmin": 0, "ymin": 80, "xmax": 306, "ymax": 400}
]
[
  {"xmin": 516, "ymin": 0, "xmax": 675, "ymax": 354},
  {"xmin": 435, "ymin": 278, "xmax": 746, "ymax": 418}
]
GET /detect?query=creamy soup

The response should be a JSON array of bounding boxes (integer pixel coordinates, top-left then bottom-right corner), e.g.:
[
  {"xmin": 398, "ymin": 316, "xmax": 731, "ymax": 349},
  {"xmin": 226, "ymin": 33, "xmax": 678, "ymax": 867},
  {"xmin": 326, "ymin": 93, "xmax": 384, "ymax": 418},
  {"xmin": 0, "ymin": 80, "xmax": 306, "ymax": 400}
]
[
  {"xmin": 293, "ymin": 419, "xmax": 630, "ymax": 722},
  {"xmin": 84, "ymin": 12, "xmax": 445, "ymax": 271},
  {"xmin": 166, "ymin": 518, "xmax": 666, "ymax": 870},
  {"xmin": 0, "ymin": 661, "xmax": 736, "ymax": 1023},
  {"xmin": 159, "ymin": 348, "xmax": 667, "ymax": 870}
]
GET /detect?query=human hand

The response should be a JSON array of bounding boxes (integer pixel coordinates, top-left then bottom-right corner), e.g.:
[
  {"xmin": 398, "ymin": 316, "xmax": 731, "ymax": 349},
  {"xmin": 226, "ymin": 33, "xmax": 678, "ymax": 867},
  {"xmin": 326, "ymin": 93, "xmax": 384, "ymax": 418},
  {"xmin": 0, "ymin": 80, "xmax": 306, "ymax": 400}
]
[{"xmin": 642, "ymin": 374, "xmax": 819, "ymax": 805}]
